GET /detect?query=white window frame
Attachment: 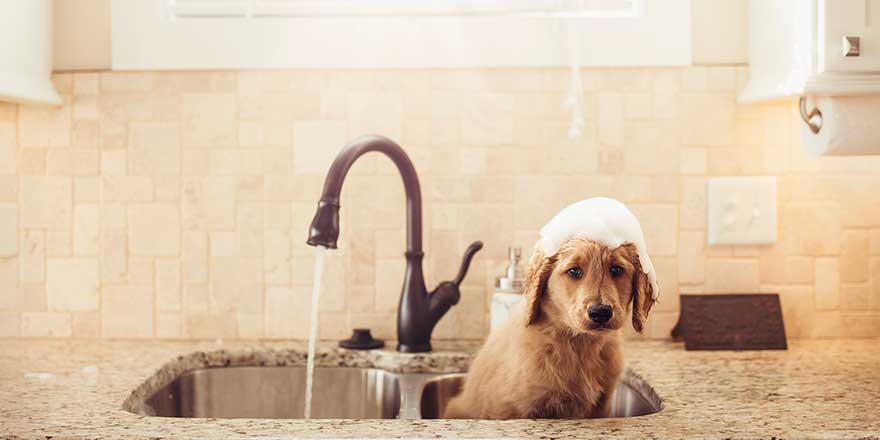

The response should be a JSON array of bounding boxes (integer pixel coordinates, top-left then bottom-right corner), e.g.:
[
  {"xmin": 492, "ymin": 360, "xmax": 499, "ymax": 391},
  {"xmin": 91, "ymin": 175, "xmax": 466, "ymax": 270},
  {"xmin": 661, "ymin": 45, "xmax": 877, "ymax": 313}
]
[{"xmin": 111, "ymin": 0, "xmax": 691, "ymax": 69}]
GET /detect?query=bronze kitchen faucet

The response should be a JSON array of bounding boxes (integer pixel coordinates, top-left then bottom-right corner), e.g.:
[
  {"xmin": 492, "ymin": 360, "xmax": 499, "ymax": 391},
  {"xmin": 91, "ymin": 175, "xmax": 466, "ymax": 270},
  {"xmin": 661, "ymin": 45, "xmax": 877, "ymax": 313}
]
[{"xmin": 307, "ymin": 135, "xmax": 483, "ymax": 352}]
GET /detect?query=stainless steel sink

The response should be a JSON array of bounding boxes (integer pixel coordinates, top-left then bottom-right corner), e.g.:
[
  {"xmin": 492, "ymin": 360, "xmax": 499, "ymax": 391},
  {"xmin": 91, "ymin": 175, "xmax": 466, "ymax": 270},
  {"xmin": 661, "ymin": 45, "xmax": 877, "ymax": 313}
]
[
  {"xmin": 137, "ymin": 366, "xmax": 661, "ymax": 420},
  {"xmin": 419, "ymin": 373, "xmax": 662, "ymax": 419},
  {"xmin": 142, "ymin": 367, "xmax": 400, "ymax": 419}
]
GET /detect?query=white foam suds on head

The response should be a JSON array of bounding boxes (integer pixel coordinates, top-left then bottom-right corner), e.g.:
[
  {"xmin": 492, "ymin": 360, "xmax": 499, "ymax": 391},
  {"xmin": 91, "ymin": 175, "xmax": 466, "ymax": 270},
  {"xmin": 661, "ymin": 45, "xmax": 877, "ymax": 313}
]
[{"xmin": 538, "ymin": 197, "xmax": 659, "ymax": 299}]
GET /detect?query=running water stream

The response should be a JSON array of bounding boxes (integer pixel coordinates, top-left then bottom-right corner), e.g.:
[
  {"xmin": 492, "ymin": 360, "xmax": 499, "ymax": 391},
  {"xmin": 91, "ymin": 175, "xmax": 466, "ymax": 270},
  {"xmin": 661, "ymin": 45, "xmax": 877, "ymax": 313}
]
[{"xmin": 303, "ymin": 245, "xmax": 327, "ymax": 419}]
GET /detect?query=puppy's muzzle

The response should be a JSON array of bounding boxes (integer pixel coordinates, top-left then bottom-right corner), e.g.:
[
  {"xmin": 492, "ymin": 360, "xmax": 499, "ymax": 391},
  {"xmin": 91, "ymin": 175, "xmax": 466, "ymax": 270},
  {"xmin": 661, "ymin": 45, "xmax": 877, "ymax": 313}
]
[{"xmin": 587, "ymin": 304, "xmax": 613, "ymax": 325}]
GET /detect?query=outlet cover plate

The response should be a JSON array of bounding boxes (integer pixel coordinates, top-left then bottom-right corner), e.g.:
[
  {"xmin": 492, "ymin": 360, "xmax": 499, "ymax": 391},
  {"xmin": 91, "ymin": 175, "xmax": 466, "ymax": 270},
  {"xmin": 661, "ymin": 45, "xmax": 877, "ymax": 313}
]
[{"xmin": 707, "ymin": 176, "xmax": 777, "ymax": 245}]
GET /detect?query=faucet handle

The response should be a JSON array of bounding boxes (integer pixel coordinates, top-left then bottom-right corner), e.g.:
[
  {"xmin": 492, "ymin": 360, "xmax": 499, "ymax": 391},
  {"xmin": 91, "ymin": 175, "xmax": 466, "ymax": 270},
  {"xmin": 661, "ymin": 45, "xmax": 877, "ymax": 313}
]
[
  {"xmin": 427, "ymin": 241, "xmax": 484, "ymax": 324},
  {"xmin": 452, "ymin": 241, "xmax": 484, "ymax": 286}
]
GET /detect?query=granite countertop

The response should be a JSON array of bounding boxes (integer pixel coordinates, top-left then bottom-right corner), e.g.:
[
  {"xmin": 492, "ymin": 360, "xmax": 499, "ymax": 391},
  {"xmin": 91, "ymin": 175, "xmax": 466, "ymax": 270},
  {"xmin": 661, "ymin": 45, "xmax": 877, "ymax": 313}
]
[{"xmin": 1, "ymin": 338, "xmax": 879, "ymax": 439}]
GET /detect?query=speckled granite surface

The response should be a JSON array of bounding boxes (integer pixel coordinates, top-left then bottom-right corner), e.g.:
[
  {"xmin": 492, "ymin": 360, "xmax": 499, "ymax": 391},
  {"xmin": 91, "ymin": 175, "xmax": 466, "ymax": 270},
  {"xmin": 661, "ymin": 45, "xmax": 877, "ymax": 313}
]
[{"xmin": 1, "ymin": 338, "xmax": 879, "ymax": 439}]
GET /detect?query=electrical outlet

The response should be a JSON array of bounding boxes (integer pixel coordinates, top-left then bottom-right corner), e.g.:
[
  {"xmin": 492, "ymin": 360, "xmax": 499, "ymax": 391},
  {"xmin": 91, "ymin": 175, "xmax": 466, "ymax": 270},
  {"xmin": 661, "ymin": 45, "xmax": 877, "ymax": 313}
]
[{"xmin": 707, "ymin": 177, "xmax": 777, "ymax": 245}]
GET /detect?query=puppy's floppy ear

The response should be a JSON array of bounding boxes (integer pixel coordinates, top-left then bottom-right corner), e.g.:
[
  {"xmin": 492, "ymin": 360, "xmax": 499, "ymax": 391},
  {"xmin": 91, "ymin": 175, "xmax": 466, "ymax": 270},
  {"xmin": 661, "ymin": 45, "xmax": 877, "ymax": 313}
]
[
  {"xmin": 523, "ymin": 246, "xmax": 557, "ymax": 326},
  {"xmin": 624, "ymin": 244, "xmax": 655, "ymax": 333}
]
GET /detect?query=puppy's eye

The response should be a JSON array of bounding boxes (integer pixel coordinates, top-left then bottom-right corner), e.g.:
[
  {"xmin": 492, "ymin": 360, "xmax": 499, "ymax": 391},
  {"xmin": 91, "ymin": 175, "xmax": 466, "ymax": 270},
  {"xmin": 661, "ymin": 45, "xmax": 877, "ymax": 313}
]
[
  {"xmin": 566, "ymin": 267, "xmax": 583, "ymax": 279},
  {"xmin": 610, "ymin": 265, "xmax": 624, "ymax": 277}
]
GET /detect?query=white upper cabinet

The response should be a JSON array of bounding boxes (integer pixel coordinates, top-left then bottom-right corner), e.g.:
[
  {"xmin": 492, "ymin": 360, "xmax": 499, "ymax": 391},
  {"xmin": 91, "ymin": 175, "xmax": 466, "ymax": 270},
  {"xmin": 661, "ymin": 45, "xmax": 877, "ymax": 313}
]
[
  {"xmin": 111, "ymin": 0, "xmax": 691, "ymax": 69},
  {"xmin": 820, "ymin": 0, "xmax": 880, "ymax": 73},
  {"xmin": 0, "ymin": 0, "xmax": 60, "ymax": 105},
  {"xmin": 740, "ymin": 0, "xmax": 880, "ymax": 102}
]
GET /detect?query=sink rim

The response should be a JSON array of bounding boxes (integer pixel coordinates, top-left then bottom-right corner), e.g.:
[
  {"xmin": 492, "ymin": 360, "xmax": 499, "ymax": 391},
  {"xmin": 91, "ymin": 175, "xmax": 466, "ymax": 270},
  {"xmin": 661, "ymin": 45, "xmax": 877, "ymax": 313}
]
[
  {"xmin": 125, "ymin": 348, "xmax": 663, "ymax": 420},
  {"xmin": 417, "ymin": 369, "xmax": 664, "ymax": 419},
  {"xmin": 121, "ymin": 346, "xmax": 473, "ymax": 414}
]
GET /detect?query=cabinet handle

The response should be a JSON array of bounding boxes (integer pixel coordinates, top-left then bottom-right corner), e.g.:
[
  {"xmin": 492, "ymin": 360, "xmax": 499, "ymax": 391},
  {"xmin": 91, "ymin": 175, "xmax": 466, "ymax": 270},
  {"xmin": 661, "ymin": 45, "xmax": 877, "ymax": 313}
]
[{"xmin": 843, "ymin": 36, "xmax": 860, "ymax": 57}]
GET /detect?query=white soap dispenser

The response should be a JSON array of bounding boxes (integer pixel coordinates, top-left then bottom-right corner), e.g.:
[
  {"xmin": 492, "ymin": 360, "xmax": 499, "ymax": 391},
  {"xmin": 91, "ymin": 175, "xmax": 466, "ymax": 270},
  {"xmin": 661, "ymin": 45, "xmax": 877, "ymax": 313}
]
[{"xmin": 490, "ymin": 247, "xmax": 525, "ymax": 331}]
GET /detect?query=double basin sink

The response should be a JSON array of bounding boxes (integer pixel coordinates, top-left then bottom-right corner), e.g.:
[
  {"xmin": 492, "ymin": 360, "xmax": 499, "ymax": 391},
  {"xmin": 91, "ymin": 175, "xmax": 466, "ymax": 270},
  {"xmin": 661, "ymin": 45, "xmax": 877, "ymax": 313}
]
[{"xmin": 136, "ymin": 366, "xmax": 662, "ymax": 420}]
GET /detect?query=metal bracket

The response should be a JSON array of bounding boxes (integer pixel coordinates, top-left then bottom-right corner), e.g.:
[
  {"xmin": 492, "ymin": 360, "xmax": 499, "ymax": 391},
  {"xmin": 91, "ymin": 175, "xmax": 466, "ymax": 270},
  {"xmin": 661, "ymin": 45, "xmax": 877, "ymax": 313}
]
[{"xmin": 799, "ymin": 96, "xmax": 823, "ymax": 134}]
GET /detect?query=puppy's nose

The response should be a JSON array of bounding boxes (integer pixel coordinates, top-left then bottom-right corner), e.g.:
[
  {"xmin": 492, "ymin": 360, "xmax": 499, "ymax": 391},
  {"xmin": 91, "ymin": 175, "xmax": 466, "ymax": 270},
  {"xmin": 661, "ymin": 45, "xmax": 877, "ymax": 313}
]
[{"xmin": 588, "ymin": 304, "xmax": 613, "ymax": 324}]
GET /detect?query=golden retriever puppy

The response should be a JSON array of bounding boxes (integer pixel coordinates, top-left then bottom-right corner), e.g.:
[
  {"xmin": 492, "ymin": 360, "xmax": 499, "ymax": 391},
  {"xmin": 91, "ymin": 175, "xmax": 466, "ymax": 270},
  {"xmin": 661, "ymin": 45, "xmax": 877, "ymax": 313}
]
[{"xmin": 443, "ymin": 238, "xmax": 655, "ymax": 419}]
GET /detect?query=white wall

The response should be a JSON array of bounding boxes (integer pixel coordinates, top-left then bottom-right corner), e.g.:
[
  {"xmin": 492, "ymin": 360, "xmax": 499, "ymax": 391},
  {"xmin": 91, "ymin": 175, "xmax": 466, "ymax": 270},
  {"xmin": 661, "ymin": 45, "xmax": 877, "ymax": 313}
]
[
  {"xmin": 53, "ymin": 0, "xmax": 111, "ymax": 71},
  {"xmin": 691, "ymin": 0, "xmax": 748, "ymax": 65},
  {"xmin": 52, "ymin": 0, "xmax": 748, "ymax": 71}
]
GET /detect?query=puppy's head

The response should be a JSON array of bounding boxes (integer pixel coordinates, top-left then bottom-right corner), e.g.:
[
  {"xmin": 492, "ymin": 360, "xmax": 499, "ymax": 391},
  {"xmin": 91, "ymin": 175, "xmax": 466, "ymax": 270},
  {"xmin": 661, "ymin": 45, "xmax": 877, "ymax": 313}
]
[{"xmin": 523, "ymin": 238, "xmax": 655, "ymax": 334}]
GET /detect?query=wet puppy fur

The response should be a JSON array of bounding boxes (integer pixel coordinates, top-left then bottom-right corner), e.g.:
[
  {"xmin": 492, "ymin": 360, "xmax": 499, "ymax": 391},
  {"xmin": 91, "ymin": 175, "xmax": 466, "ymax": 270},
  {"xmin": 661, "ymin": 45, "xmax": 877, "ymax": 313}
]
[{"xmin": 443, "ymin": 238, "xmax": 655, "ymax": 419}]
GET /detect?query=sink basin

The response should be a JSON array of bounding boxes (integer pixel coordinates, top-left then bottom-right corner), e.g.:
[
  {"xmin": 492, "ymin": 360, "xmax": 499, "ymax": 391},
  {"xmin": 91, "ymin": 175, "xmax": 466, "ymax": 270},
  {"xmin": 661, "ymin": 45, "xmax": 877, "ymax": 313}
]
[
  {"xmin": 142, "ymin": 367, "xmax": 400, "ymax": 419},
  {"xmin": 136, "ymin": 366, "xmax": 661, "ymax": 420},
  {"xmin": 419, "ymin": 373, "xmax": 662, "ymax": 419}
]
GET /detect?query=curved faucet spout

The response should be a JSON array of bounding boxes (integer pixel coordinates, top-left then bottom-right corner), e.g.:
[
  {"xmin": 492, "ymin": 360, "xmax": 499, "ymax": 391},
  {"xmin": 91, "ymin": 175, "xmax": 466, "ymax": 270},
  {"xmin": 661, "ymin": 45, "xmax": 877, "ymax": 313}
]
[
  {"xmin": 306, "ymin": 135, "xmax": 422, "ymax": 253},
  {"xmin": 306, "ymin": 134, "xmax": 481, "ymax": 353}
]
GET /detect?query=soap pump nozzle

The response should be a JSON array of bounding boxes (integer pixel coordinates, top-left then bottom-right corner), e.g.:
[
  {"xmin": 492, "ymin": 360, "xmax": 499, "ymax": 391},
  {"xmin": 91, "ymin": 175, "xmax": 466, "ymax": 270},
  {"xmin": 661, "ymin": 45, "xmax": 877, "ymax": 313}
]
[{"xmin": 495, "ymin": 247, "xmax": 524, "ymax": 293}]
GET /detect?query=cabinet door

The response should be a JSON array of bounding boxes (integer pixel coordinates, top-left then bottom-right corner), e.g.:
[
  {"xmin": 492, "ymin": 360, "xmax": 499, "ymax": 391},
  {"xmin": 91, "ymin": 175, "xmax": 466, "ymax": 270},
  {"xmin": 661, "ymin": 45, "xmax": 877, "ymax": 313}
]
[
  {"xmin": 112, "ymin": 0, "xmax": 692, "ymax": 69},
  {"xmin": 820, "ymin": 0, "xmax": 880, "ymax": 72}
]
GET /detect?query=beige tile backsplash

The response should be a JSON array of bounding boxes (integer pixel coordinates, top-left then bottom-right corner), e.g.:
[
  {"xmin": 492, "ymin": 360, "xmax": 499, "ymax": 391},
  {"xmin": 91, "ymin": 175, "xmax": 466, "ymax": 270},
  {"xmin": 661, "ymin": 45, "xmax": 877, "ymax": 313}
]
[{"xmin": 1, "ymin": 67, "xmax": 879, "ymax": 341}]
